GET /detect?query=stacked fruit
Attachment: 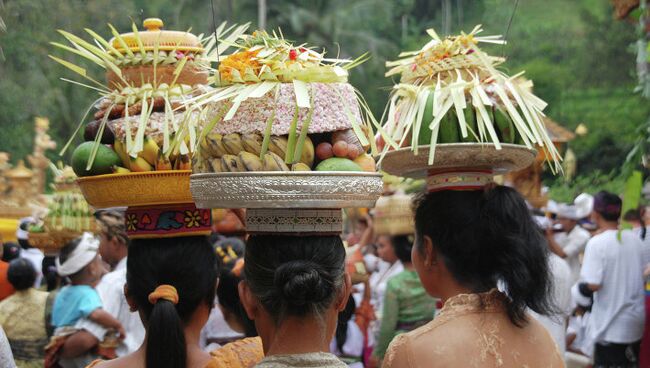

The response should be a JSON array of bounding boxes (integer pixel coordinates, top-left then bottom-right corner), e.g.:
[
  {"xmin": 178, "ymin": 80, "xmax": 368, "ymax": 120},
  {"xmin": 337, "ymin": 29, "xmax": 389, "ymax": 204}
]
[{"xmin": 194, "ymin": 128, "xmax": 376, "ymax": 173}]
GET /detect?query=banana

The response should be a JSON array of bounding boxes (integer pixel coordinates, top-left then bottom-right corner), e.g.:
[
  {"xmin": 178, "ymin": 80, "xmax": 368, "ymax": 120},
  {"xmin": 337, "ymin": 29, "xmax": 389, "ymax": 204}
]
[
  {"xmin": 297, "ymin": 136, "xmax": 315, "ymax": 166},
  {"xmin": 155, "ymin": 151, "xmax": 172, "ymax": 171},
  {"xmin": 222, "ymin": 133, "xmax": 244, "ymax": 155},
  {"xmin": 111, "ymin": 165, "xmax": 131, "ymax": 174},
  {"xmin": 205, "ymin": 133, "xmax": 228, "ymax": 158},
  {"xmin": 174, "ymin": 154, "xmax": 191, "ymax": 170},
  {"xmin": 113, "ymin": 139, "xmax": 130, "ymax": 168},
  {"xmin": 221, "ymin": 154, "xmax": 245, "ymax": 172},
  {"xmin": 493, "ymin": 107, "xmax": 515, "ymax": 144},
  {"xmin": 241, "ymin": 132, "xmax": 263, "ymax": 156},
  {"xmin": 268, "ymin": 136, "xmax": 289, "ymax": 159},
  {"xmin": 263, "ymin": 152, "xmax": 290, "ymax": 171},
  {"xmin": 192, "ymin": 155, "xmax": 212, "ymax": 174},
  {"xmin": 291, "ymin": 163, "xmax": 311, "ymax": 171},
  {"xmin": 239, "ymin": 151, "xmax": 264, "ymax": 171},
  {"xmin": 129, "ymin": 156, "xmax": 153, "ymax": 172},
  {"xmin": 461, "ymin": 107, "xmax": 478, "ymax": 143},
  {"xmin": 139, "ymin": 136, "xmax": 160, "ymax": 165},
  {"xmin": 209, "ymin": 158, "xmax": 223, "ymax": 172},
  {"xmin": 439, "ymin": 110, "xmax": 460, "ymax": 143}
]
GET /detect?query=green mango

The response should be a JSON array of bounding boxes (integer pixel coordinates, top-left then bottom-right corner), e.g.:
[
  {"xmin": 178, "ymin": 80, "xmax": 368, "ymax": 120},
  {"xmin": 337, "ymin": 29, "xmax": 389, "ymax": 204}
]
[
  {"xmin": 439, "ymin": 110, "xmax": 460, "ymax": 144},
  {"xmin": 315, "ymin": 157, "xmax": 363, "ymax": 172},
  {"xmin": 71, "ymin": 141, "xmax": 122, "ymax": 177}
]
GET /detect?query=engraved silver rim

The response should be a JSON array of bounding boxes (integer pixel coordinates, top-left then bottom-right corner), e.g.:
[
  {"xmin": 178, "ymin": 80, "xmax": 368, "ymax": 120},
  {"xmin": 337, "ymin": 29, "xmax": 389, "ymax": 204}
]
[{"xmin": 190, "ymin": 172, "xmax": 384, "ymax": 209}]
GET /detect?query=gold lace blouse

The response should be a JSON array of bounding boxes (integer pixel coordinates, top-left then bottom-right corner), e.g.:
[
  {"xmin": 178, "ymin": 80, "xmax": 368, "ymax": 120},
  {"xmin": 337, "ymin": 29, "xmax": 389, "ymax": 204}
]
[{"xmin": 382, "ymin": 289, "xmax": 564, "ymax": 368}]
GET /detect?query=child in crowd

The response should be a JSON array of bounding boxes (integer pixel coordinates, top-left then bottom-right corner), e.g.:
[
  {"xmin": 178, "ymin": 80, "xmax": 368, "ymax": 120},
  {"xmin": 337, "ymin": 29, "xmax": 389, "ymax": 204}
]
[{"xmin": 51, "ymin": 233, "xmax": 124, "ymax": 338}]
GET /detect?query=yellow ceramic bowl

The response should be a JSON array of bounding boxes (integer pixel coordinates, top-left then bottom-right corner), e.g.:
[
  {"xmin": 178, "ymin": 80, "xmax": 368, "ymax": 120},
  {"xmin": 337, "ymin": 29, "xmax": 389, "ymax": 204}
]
[{"xmin": 77, "ymin": 171, "xmax": 192, "ymax": 209}]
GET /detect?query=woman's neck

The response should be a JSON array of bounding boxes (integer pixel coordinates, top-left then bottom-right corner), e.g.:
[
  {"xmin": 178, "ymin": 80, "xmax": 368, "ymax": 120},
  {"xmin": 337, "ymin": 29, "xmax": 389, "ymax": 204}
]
[
  {"xmin": 403, "ymin": 262, "xmax": 415, "ymax": 271},
  {"xmin": 265, "ymin": 316, "xmax": 334, "ymax": 356}
]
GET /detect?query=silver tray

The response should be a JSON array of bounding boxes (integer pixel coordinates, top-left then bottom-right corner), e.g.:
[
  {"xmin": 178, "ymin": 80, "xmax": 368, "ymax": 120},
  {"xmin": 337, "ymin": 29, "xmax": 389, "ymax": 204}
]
[
  {"xmin": 379, "ymin": 143, "xmax": 537, "ymax": 178},
  {"xmin": 190, "ymin": 172, "xmax": 384, "ymax": 209}
]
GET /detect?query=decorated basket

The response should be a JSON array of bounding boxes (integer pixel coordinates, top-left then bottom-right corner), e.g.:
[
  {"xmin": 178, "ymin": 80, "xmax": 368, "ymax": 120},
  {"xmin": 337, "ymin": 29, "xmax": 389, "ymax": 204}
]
[
  {"xmin": 183, "ymin": 30, "xmax": 383, "ymax": 233},
  {"xmin": 29, "ymin": 231, "xmax": 82, "ymax": 255},
  {"xmin": 77, "ymin": 170, "xmax": 193, "ymax": 209},
  {"xmin": 373, "ymin": 193, "xmax": 415, "ymax": 236},
  {"xmin": 378, "ymin": 26, "xmax": 559, "ymax": 191}
]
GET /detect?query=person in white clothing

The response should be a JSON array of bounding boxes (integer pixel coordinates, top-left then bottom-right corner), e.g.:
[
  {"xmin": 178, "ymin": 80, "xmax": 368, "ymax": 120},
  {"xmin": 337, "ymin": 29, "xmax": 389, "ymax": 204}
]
[
  {"xmin": 531, "ymin": 252, "xmax": 572, "ymax": 354},
  {"xmin": 546, "ymin": 203, "xmax": 591, "ymax": 284},
  {"xmin": 578, "ymin": 191, "xmax": 645, "ymax": 367},
  {"xmin": 94, "ymin": 210, "xmax": 145, "ymax": 356},
  {"xmin": 331, "ymin": 297, "xmax": 364, "ymax": 368},
  {"xmin": 58, "ymin": 211, "xmax": 146, "ymax": 360},
  {"xmin": 16, "ymin": 217, "xmax": 44, "ymax": 288}
]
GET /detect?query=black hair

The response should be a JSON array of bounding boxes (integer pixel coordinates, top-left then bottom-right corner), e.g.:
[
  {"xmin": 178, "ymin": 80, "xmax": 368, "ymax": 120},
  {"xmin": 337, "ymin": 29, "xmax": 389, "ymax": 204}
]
[
  {"xmin": 392, "ymin": 235, "xmax": 414, "ymax": 264},
  {"xmin": 127, "ymin": 236, "xmax": 218, "ymax": 368},
  {"xmin": 413, "ymin": 186, "xmax": 554, "ymax": 327},
  {"xmin": 42, "ymin": 256, "xmax": 60, "ymax": 291},
  {"xmin": 2, "ymin": 242, "xmax": 21, "ymax": 262},
  {"xmin": 7, "ymin": 258, "xmax": 36, "ymax": 290},
  {"xmin": 594, "ymin": 191, "xmax": 622, "ymax": 222},
  {"xmin": 335, "ymin": 296, "xmax": 356, "ymax": 355},
  {"xmin": 244, "ymin": 235, "xmax": 346, "ymax": 324},
  {"xmin": 216, "ymin": 260, "xmax": 257, "ymax": 337},
  {"xmin": 18, "ymin": 238, "xmax": 32, "ymax": 250},
  {"xmin": 624, "ymin": 208, "xmax": 646, "ymax": 240}
]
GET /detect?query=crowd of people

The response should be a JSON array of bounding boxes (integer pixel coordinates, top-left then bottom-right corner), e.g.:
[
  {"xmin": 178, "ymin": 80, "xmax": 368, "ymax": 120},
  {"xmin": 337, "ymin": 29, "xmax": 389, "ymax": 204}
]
[{"xmin": 0, "ymin": 188, "xmax": 648, "ymax": 368}]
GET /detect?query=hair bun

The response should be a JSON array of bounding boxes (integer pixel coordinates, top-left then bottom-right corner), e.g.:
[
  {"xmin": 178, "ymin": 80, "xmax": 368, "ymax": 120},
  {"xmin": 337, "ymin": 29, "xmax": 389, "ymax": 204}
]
[{"xmin": 274, "ymin": 260, "xmax": 331, "ymax": 309}]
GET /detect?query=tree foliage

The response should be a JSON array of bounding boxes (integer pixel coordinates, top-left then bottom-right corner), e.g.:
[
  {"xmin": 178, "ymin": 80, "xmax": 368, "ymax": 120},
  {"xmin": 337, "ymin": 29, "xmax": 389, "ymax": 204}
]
[{"xmin": 0, "ymin": 0, "xmax": 647, "ymax": 191}]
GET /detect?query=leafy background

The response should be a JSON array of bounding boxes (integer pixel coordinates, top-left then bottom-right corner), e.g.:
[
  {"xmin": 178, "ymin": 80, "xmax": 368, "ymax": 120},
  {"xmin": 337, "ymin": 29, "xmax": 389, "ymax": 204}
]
[{"xmin": 0, "ymin": 0, "xmax": 648, "ymax": 201}]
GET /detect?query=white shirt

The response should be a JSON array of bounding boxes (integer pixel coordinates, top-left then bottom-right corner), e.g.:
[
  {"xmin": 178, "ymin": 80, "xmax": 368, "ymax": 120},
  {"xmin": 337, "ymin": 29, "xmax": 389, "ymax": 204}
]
[
  {"xmin": 199, "ymin": 299, "xmax": 243, "ymax": 350},
  {"xmin": 580, "ymin": 229, "xmax": 645, "ymax": 349},
  {"xmin": 368, "ymin": 258, "xmax": 403, "ymax": 318},
  {"xmin": 20, "ymin": 248, "xmax": 44, "ymax": 288},
  {"xmin": 330, "ymin": 320, "xmax": 364, "ymax": 368},
  {"xmin": 567, "ymin": 312, "xmax": 591, "ymax": 356},
  {"xmin": 554, "ymin": 226, "xmax": 591, "ymax": 284},
  {"xmin": 95, "ymin": 258, "xmax": 145, "ymax": 356},
  {"xmin": 531, "ymin": 253, "xmax": 572, "ymax": 354},
  {"xmin": 0, "ymin": 326, "xmax": 15, "ymax": 368}
]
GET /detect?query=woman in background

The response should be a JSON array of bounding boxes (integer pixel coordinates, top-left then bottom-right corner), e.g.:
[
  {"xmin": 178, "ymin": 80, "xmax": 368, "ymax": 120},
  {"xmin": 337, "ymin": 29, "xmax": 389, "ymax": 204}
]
[{"xmin": 370, "ymin": 235, "xmax": 436, "ymax": 366}]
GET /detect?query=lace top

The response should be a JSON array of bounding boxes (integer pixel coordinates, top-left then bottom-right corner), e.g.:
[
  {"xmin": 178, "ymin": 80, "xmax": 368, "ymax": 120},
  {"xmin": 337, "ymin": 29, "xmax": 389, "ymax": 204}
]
[
  {"xmin": 254, "ymin": 352, "xmax": 347, "ymax": 368},
  {"xmin": 210, "ymin": 336, "xmax": 264, "ymax": 368},
  {"xmin": 382, "ymin": 289, "xmax": 564, "ymax": 368}
]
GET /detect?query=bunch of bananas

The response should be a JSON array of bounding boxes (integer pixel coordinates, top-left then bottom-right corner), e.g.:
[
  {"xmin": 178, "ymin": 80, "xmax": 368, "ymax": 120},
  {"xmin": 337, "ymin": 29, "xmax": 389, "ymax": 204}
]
[
  {"xmin": 46, "ymin": 190, "xmax": 94, "ymax": 233},
  {"xmin": 194, "ymin": 133, "xmax": 315, "ymax": 173},
  {"xmin": 113, "ymin": 136, "xmax": 191, "ymax": 173}
]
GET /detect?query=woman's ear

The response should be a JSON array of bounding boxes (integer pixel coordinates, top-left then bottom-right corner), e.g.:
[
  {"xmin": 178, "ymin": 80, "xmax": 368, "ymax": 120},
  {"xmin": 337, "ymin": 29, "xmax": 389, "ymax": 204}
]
[
  {"xmin": 423, "ymin": 235, "xmax": 438, "ymax": 269},
  {"xmin": 238, "ymin": 280, "xmax": 258, "ymax": 320},
  {"xmin": 336, "ymin": 273, "xmax": 352, "ymax": 312}
]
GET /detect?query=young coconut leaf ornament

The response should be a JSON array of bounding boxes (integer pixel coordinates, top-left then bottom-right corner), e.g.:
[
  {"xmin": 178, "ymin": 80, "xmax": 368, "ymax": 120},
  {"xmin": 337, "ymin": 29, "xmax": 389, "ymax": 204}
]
[
  {"xmin": 186, "ymin": 30, "xmax": 378, "ymax": 169},
  {"xmin": 381, "ymin": 25, "xmax": 561, "ymax": 171}
]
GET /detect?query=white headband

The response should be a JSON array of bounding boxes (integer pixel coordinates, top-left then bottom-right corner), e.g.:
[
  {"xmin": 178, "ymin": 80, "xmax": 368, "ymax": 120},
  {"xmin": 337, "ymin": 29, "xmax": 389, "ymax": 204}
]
[{"xmin": 56, "ymin": 232, "xmax": 99, "ymax": 277}]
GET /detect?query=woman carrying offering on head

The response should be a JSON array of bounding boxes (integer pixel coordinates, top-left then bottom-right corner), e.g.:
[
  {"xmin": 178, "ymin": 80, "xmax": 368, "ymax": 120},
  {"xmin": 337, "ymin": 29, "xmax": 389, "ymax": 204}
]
[
  {"xmin": 88, "ymin": 236, "xmax": 220, "ymax": 368},
  {"xmin": 382, "ymin": 186, "xmax": 563, "ymax": 368},
  {"xmin": 239, "ymin": 235, "xmax": 352, "ymax": 368}
]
